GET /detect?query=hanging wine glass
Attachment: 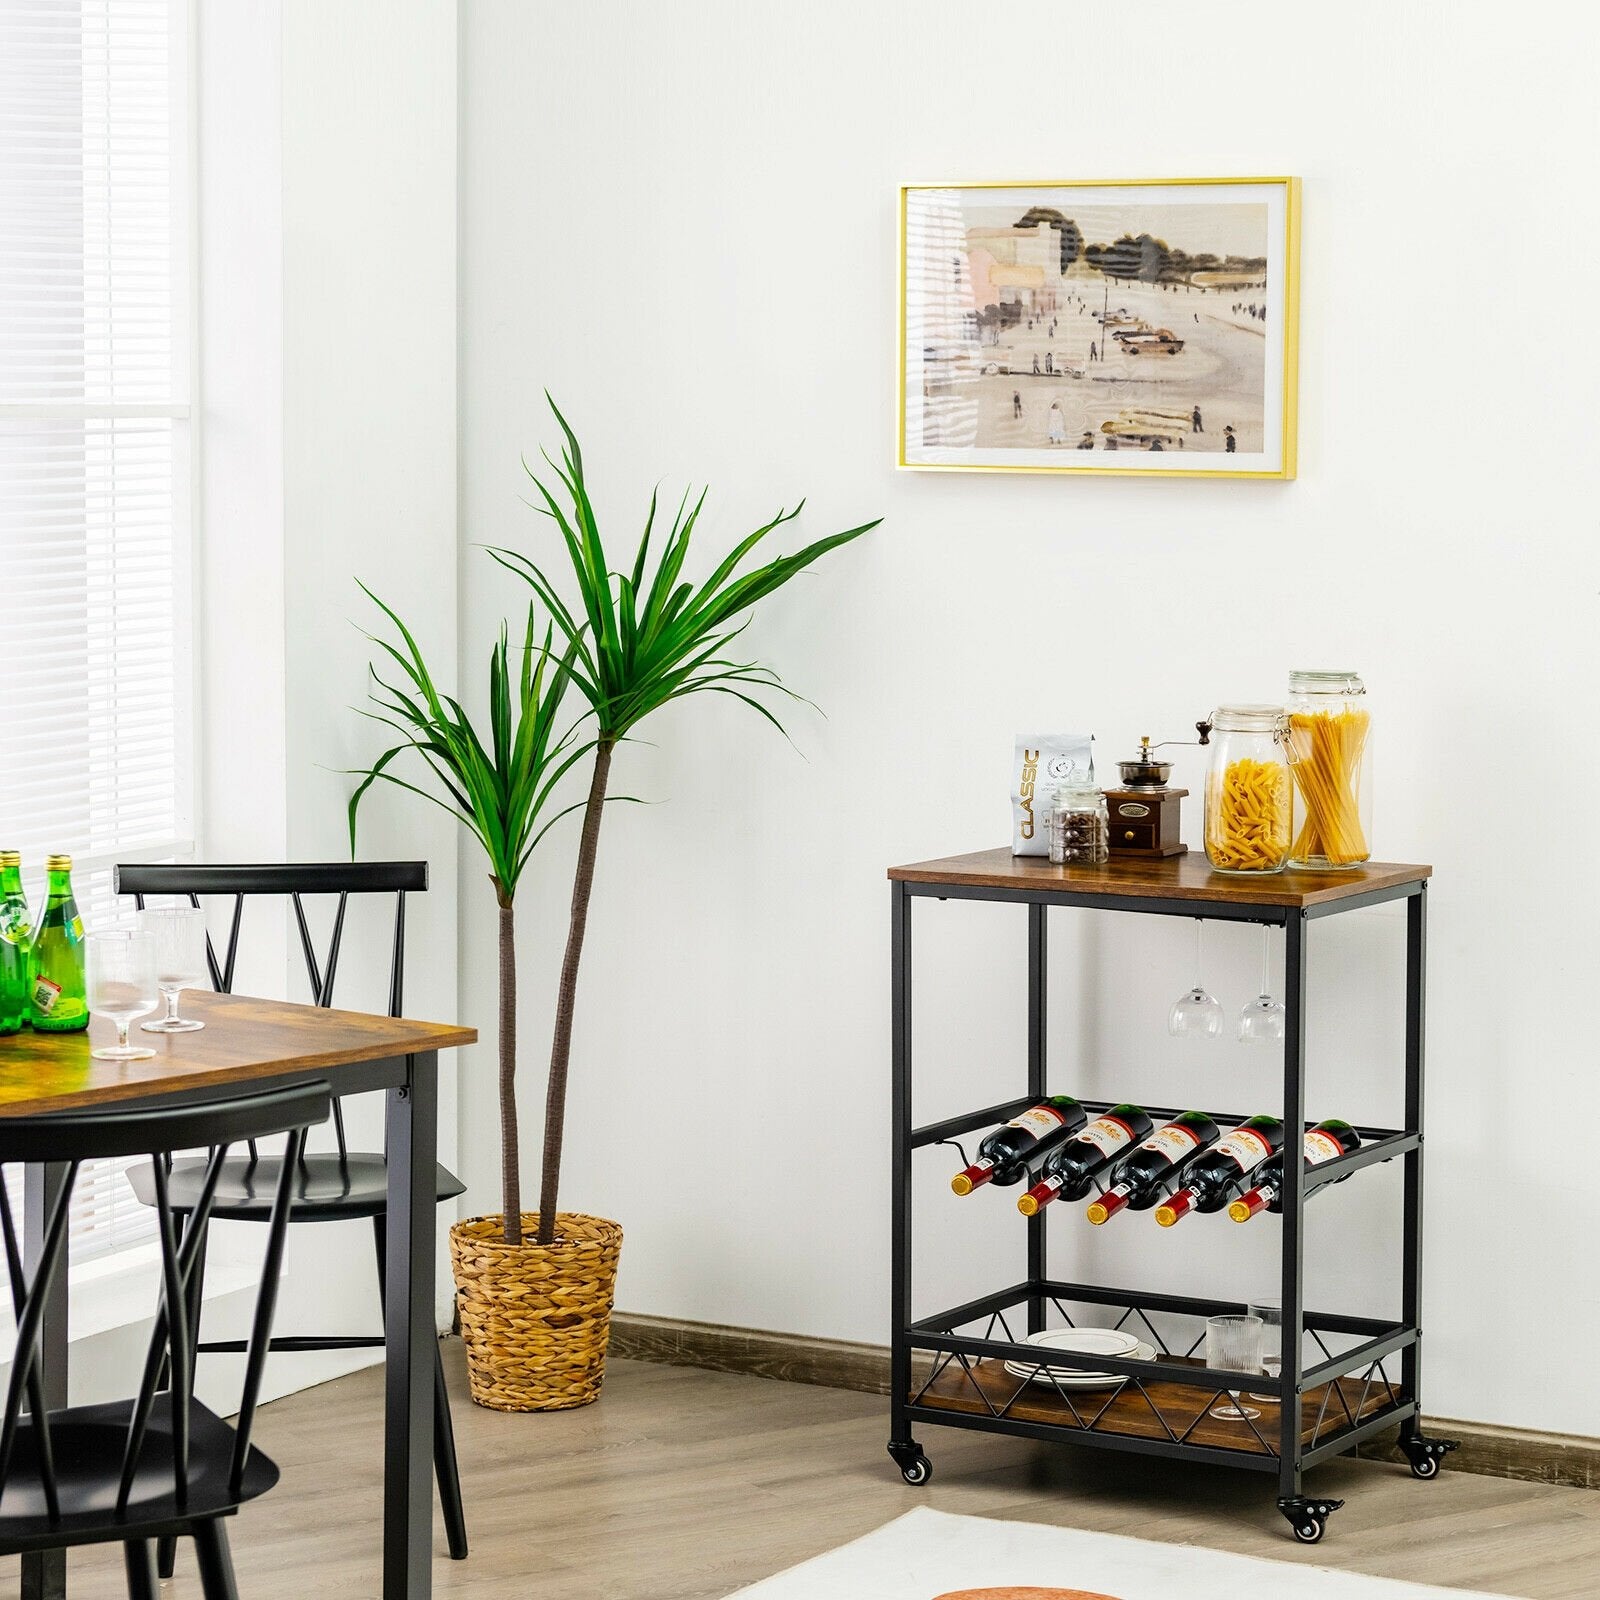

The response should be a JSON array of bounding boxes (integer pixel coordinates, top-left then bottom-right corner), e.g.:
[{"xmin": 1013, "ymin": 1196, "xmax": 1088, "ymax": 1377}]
[
  {"xmin": 1239, "ymin": 924, "xmax": 1286, "ymax": 1045},
  {"xmin": 1168, "ymin": 919, "xmax": 1223, "ymax": 1039}
]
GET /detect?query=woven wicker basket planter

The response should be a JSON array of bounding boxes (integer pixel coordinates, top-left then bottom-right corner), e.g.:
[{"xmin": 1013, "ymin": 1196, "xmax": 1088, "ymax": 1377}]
[{"xmin": 449, "ymin": 1212, "xmax": 623, "ymax": 1412}]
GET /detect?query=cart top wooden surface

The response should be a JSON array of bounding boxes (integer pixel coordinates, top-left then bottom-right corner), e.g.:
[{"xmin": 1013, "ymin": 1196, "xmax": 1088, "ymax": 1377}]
[
  {"xmin": 889, "ymin": 848, "xmax": 1431, "ymax": 909},
  {"xmin": 0, "ymin": 991, "xmax": 476, "ymax": 1117}
]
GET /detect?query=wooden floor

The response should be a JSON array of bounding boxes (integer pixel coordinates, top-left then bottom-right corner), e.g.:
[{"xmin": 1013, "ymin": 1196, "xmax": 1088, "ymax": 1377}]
[{"xmin": 8, "ymin": 1344, "xmax": 1600, "ymax": 1598}]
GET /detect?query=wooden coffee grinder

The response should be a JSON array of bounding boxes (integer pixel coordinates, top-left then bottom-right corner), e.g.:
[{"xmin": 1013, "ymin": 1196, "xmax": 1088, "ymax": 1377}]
[{"xmin": 1103, "ymin": 728, "xmax": 1210, "ymax": 858}]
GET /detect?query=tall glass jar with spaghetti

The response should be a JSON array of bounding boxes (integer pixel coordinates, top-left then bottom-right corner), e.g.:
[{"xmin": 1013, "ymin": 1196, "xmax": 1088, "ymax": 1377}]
[
  {"xmin": 1203, "ymin": 705, "xmax": 1292, "ymax": 874},
  {"xmin": 1285, "ymin": 670, "xmax": 1372, "ymax": 870}
]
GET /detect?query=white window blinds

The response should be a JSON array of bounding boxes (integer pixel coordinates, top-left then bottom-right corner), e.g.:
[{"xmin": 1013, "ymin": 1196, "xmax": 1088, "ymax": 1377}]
[{"xmin": 1, "ymin": 0, "xmax": 194, "ymax": 1266}]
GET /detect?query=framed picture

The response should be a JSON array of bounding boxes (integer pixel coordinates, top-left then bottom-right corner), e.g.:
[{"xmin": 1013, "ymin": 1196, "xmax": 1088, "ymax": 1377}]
[{"xmin": 898, "ymin": 177, "xmax": 1300, "ymax": 479}]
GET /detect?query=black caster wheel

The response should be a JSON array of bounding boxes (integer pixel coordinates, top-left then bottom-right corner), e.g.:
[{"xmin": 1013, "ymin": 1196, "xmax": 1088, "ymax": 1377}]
[
  {"xmin": 1279, "ymin": 1495, "xmax": 1343, "ymax": 1544},
  {"xmin": 888, "ymin": 1440, "xmax": 932, "ymax": 1486},
  {"xmin": 1399, "ymin": 1434, "xmax": 1458, "ymax": 1480}
]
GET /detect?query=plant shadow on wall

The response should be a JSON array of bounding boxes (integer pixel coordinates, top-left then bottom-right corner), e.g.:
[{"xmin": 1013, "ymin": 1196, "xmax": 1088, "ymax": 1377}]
[{"xmin": 350, "ymin": 396, "xmax": 880, "ymax": 1411}]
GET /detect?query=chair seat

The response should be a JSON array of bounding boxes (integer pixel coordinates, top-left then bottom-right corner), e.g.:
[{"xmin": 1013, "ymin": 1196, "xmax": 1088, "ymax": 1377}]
[
  {"xmin": 0, "ymin": 1397, "xmax": 276, "ymax": 1554},
  {"xmin": 127, "ymin": 1151, "xmax": 465, "ymax": 1223}
]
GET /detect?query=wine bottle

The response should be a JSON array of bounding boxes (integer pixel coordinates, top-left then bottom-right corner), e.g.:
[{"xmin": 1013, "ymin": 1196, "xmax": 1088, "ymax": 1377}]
[
  {"xmin": 951, "ymin": 1096, "xmax": 1088, "ymax": 1194},
  {"xmin": 1017, "ymin": 1104, "xmax": 1154, "ymax": 1215},
  {"xmin": 1228, "ymin": 1120, "xmax": 1361, "ymax": 1221},
  {"xmin": 1085, "ymin": 1110, "xmax": 1220, "ymax": 1224},
  {"xmin": 1155, "ymin": 1114, "xmax": 1286, "ymax": 1226},
  {"xmin": 0, "ymin": 852, "xmax": 33, "ymax": 1036},
  {"xmin": 29, "ymin": 855, "xmax": 88, "ymax": 1033}
]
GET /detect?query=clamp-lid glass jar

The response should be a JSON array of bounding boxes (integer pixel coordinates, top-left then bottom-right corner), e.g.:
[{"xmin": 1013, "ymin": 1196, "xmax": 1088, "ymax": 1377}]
[
  {"xmin": 1285, "ymin": 670, "xmax": 1372, "ymax": 870},
  {"xmin": 1049, "ymin": 785, "xmax": 1109, "ymax": 866},
  {"xmin": 1203, "ymin": 705, "xmax": 1292, "ymax": 874}
]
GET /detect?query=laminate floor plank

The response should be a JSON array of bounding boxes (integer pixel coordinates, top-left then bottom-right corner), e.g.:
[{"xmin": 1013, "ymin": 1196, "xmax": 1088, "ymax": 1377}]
[{"xmin": 3, "ymin": 1347, "xmax": 1595, "ymax": 1598}]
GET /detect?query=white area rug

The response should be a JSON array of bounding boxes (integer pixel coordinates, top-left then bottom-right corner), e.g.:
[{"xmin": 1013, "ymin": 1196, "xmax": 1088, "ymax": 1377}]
[{"xmin": 730, "ymin": 1506, "xmax": 1516, "ymax": 1599}]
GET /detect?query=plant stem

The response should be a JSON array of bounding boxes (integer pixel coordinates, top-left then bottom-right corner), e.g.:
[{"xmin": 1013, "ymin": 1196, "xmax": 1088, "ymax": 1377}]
[
  {"xmin": 499, "ymin": 898, "xmax": 521, "ymax": 1245},
  {"xmin": 538, "ymin": 736, "xmax": 615, "ymax": 1247}
]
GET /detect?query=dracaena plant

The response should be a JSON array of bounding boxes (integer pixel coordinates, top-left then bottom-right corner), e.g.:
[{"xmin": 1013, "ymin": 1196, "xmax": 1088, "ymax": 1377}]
[
  {"xmin": 348, "ymin": 583, "xmax": 593, "ymax": 1245},
  {"xmin": 489, "ymin": 398, "xmax": 879, "ymax": 1247}
]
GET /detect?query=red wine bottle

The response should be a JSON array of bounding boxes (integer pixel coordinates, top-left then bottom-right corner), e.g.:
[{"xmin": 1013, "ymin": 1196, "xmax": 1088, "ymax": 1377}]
[
  {"xmin": 951, "ymin": 1096, "xmax": 1088, "ymax": 1194},
  {"xmin": 1085, "ymin": 1111, "xmax": 1220, "ymax": 1224},
  {"xmin": 1017, "ymin": 1104, "xmax": 1153, "ymax": 1215},
  {"xmin": 1228, "ymin": 1119, "xmax": 1361, "ymax": 1221},
  {"xmin": 1155, "ymin": 1114, "xmax": 1285, "ymax": 1226}
]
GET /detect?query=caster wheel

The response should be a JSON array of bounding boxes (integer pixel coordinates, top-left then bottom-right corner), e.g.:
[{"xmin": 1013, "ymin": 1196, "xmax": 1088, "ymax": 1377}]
[
  {"xmin": 901, "ymin": 1455, "xmax": 932, "ymax": 1486},
  {"xmin": 1293, "ymin": 1516, "xmax": 1325, "ymax": 1545},
  {"xmin": 1410, "ymin": 1454, "xmax": 1440, "ymax": 1480}
]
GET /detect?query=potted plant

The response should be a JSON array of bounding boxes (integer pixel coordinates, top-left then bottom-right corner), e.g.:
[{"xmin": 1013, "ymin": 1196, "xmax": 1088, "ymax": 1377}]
[{"xmin": 356, "ymin": 401, "xmax": 877, "ymax": 1412}]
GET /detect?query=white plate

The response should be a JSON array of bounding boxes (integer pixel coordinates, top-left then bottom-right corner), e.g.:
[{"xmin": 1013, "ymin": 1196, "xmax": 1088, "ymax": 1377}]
[
  {"xmin": 1024, "ymin": 1328, "xmax": 1141, "ymax": 1358},
  {"xmin": 1002, "ymin": 1337, "xmax": 1157, "ymax": 1389}
]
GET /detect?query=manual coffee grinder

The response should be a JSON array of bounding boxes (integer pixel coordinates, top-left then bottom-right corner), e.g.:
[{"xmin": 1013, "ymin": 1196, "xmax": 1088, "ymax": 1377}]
[{"xmin": 1103, "ymin": 727, "xmax": 1210, "ymax": 858}]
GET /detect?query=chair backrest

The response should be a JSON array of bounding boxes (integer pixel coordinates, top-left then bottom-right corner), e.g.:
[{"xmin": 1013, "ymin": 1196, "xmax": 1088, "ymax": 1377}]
[
  {"xmin": 0, "ymin": 1081, "xmax": 331, "ymax": 1522},
  {"xmin": 113, "ymin": 862, "xmax": 427, "ymax": 1162}
]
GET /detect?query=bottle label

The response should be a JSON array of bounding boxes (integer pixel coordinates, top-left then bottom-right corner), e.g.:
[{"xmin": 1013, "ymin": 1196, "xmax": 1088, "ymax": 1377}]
[
  {"xmin": 972, "ymin": 1157, "xmax": 996, "ymax": 1174},
  {"xmin": 1006, "ymin": 1105, "xmax": 1068, "ymax": 1138},
  {"xmin": 1139, "ymin": 1123, "xmax": 1202, "ymax": 1163},
  {"xmin": 70, "ymin": 915, "xmax": 84, "ymax": 940},
  {"xmin": 1077, "ymin": 1115, "xmax": 1135, "ymax": 1159},
  {"xmin": 1213, "ymin": 1127, "xmax": 1274, "ymax": 1171},
  {"xmin": 1305, "ymin": 1130, "xmax": 1346, "ymax": 1164},
  {"xmin": 33, "ymin": 977, "xmax": 62, "ymax": 1014},
  {"xmin": 1035, "ymin": 1173, "xmax": 1064, "ymax": 1196}
]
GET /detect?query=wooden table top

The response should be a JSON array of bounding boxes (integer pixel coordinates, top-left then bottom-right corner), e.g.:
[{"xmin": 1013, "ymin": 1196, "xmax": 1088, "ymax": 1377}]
[
  {"xmin": 889, "ymin": 847, "xmax": 1431, "ymax": 909},
  {"xmin": 0, "ymin": 991, "xmax": 477, "ymax": 1118}
]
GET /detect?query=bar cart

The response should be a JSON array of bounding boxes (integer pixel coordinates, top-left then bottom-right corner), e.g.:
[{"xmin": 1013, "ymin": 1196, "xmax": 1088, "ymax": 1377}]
[{"xmin": 886, "ymin": 849, "xmax": 1456, "ymax": 1542}]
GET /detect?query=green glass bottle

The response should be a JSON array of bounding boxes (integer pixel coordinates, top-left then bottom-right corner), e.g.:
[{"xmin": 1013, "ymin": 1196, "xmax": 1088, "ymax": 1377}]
[
  {"xmin": 30, "ymin": 854, "xmax": 88, "ymax": 1033},
  {"xmin": 0, "ymin": 851, "xmax": 33, "ymax": 1036}
]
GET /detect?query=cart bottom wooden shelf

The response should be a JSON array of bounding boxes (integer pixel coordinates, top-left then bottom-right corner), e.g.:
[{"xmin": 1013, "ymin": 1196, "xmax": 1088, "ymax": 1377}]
[{"xmin": 912, "ymin": 1355, "xmax": 1394, "ymax": 1460}]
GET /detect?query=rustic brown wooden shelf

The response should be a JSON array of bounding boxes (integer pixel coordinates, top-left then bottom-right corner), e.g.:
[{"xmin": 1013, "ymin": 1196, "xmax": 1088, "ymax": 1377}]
[
  {"xmin": 913, "ymin": 1354, "xmax": 1391, "ymax": 1458},
  {"xmin": 889, "ymin": 846, "xmax": 1430, "ymax": 910}
]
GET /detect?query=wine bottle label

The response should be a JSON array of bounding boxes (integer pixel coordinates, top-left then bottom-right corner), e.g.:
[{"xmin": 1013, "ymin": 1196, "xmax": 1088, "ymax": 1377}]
[
  {"xmin": 32, "ymin": 977, "xmax": 61, "ymax": 1013},
  {"xmin": 1139, "ymin": 1123, "xmax": 1202, "ymax": 1162},
  {"xmin": 1077, "ymin": 1115, "xmax": 1135, "ymax": 1158},
  {"xmin": 1213, "ymin": 1127, "xmax": 1274, "ymax": 1170},
  {"xmin": 1035, "ymin": 1173, "xmax": 1064, "ymax": 1196},
  {"xmin": 972, "ymin": 1157, "xmax": 996, "ymax": 1173},
  {"xmin": 1006, "ymin": 1105, "xmax": 1069, "ymax": 1137},
  {"xmin": 1305, "ymin": 1130, "xmax": 1346, "ymax": 1164}
]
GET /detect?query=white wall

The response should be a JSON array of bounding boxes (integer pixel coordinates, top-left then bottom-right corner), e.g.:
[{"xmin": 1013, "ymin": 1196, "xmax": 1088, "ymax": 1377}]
[
  {"xmin": 457, "ymin": 0, "xmax": 1600, "ymax": 1438},
  {"xmin": 182, "ymin": 0, "xmax": 462, "ymax": 1406}
]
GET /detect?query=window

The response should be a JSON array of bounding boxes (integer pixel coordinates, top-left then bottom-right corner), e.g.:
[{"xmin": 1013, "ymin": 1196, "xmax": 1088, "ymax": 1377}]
[{"xmin": 0, "ymin": 0, "xmax": 195, "ymax": 1265}]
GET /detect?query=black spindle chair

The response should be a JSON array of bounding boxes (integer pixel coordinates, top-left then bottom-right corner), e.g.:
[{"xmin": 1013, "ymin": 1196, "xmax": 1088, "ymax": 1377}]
[
  {"xmin": 0, "ymin": 1079, "xmax": 332, "ymax": 1600},
  {"xmin": 113, "ymin": 863, "xmax": 468, "ymax": 1577}
]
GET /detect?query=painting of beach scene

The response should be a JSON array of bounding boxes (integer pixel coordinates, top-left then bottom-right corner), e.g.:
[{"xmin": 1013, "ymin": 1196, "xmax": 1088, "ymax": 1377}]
[{"xmin": 899, "ymin": 178, "xmax": 1299, "ymax": 477}]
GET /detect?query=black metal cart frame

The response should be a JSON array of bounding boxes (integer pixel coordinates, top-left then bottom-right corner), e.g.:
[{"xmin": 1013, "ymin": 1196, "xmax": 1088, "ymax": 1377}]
[{"xmin": 887, "ymin": 860, "xmax": 1455, "ymax": 1542}]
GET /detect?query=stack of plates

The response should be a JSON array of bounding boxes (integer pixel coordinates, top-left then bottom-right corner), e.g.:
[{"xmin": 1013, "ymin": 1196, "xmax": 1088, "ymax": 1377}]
[{"xmin": 1002, "ymin": 1327, "xmax": 1156, "ymax": 1390}]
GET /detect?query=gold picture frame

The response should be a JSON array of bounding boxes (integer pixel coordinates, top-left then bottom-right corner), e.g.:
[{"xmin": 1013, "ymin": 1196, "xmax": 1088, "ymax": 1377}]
[{"xmin": 898, "ymin": 177, "xmax": 1300, "ymax": 479}]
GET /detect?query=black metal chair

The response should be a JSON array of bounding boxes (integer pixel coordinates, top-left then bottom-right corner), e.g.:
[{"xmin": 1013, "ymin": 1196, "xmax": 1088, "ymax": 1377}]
[
  {"xmin": 0, "ymin": 1078, "xmax": 332, "ymax": 1599},
  {"xmin": 113, "ymin": 863, "xmax": 469, "ymax": 1574}
]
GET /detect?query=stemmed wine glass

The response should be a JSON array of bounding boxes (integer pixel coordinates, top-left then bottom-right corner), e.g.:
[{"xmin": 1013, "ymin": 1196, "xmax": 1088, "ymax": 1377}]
[
  {"xmin": 87, "ymin": 931, "xmax": 158, "ymax": 1061},
  {"xmin": 1239, "ymin": 925, "xmax": 1286, "ymax": 1045},
  {"xmin": 1248, "ymin": 1296, "xmax": 1283, "ymax": 1404},
  {"xmin": 1168, "ymin": 920, "xmax": 1224, "ymax": 1038},
  {"xmin": 139, "ymin": 906, "xmax": 208, "ymax": 1032}
]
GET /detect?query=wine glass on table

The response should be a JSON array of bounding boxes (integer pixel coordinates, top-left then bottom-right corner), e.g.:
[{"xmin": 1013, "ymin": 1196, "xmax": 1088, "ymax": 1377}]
[
  {"xmin": 139, "ymin": 905, "xmax": 208, "ymax": 1032},
  {"xmin": 1205, "ymin": 1313, "xmax": 1264, "ymax": 1421},
  {"xmin": 87, "ymin": 931, "xmax": 158, "ymax": 1061},
  {"xmin": 1248, "ymin": 1297, "xmax": 1283, "ymax": 1403},
  {"xmin": 1168, "ymin": 919, "xmax": 1224, "ymax": 1038}
]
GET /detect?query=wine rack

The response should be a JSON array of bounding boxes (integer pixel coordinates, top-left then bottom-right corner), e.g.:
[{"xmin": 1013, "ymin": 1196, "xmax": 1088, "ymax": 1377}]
[{"xmin": 886, "ymin": 849, "xmax": 1456, "ymax": 1543}]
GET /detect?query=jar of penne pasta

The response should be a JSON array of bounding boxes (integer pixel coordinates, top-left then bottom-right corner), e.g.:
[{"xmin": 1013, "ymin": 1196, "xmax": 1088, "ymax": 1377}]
[
  {"xmin": 1203, "ymin": 705, "xmax": 1293, "ymax": 874},
  {"xmin": 1285, "ymin": 670, "xmax": 1372, "ymax": 870}
]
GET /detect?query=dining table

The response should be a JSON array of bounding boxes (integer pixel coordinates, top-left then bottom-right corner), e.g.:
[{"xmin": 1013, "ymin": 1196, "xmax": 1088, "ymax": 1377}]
[{"xmin": 0, "ymin": 989, "xmax": 476, "ymax": 1600}]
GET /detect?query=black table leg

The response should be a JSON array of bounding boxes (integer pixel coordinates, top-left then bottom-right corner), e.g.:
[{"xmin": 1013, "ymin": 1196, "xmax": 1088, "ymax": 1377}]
[
  {"xmin": 384, "ymin": 1052, "xmax": 437, "ymax": 1600},
  {"xmin": 22, "ymin": 1162, "xmax": 69, "ymax": 1600}
]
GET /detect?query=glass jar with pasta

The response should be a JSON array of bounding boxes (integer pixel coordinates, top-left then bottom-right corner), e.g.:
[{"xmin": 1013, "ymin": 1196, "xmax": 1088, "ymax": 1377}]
[
  {"xmin": 1203, "ymin": 705, "xmax": 1292, "ymax": 874},
  {"xmin": 1285, "ymin": 670, "xmax": 1372, "ymax": 870}
]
